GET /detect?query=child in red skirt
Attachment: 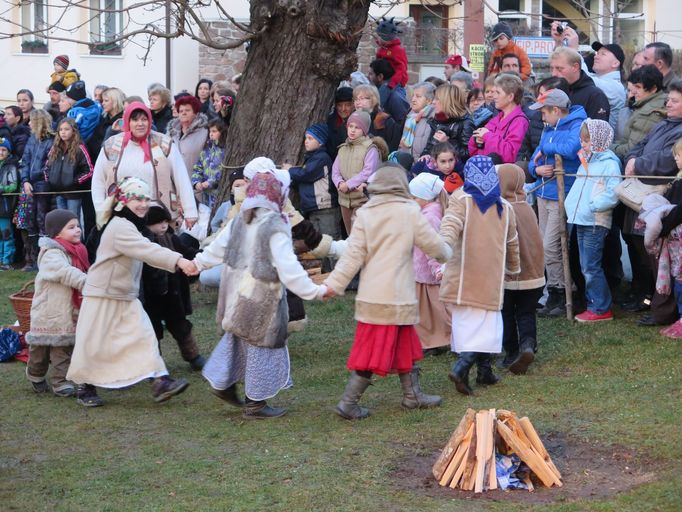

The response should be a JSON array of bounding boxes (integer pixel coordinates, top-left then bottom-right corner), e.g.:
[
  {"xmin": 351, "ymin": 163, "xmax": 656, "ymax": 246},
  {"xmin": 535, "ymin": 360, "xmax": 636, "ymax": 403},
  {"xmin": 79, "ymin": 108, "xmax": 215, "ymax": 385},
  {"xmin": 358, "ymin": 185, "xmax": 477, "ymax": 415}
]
[{"xmin": 324, "ymin": 163, "xmax": 452, "ymax": 420}]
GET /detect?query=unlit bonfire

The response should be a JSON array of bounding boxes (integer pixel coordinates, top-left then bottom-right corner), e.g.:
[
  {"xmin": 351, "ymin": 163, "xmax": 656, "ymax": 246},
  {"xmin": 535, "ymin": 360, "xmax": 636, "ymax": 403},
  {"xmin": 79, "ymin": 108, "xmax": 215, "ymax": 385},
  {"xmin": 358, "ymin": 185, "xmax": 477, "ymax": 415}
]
[{"xmin": 433, "ymin": 408, "xmax": 563, "ymax": 492}]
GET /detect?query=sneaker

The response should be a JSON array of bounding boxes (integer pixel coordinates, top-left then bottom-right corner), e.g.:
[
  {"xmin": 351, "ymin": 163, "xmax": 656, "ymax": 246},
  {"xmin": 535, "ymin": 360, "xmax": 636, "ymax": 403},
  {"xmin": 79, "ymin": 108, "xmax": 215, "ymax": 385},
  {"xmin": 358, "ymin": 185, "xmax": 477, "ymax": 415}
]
[
  {"xmin": 0, "ymin": 264, "xmax": 12, "ymax": 271},
  {"xmin": 151, "ymin": 376, "xmax": 189, "ymax": 403},
  {"xmin": 575, "ymin": 310, "xmax": 613, "ymax": 323},
  {"xmin": 76, "ymin": 384, "xmax": 104, "ymax": 407},
  {"xmin": 660, "ymin": 319, "xmax": 682, "ymax": 338},
  {"xmin": 53, "ymin": 384, "xmax": 76, "ymax": 397},
  {"xmin": 31, "ymin": 380, "xmax": 49, "ymax": 393}
]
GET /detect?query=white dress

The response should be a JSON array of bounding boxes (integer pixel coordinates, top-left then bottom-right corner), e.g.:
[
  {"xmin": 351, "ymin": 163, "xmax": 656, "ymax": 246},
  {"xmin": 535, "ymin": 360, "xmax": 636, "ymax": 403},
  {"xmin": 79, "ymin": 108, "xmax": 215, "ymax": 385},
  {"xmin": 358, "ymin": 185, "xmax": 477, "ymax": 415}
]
[{"xmin": 450, "ymin": 306, "xmax": 503, "ymax": 354}]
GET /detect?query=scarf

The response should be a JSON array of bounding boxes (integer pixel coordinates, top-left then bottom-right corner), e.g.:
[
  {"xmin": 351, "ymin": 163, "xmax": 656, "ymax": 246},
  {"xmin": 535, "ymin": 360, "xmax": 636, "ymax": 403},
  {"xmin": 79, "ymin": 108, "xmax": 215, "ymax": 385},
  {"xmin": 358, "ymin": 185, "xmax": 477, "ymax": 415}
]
[
  {"xmin": 400, "ymin": 104, "xmax": 433, "ymax": 149},
  {"xmin": 241, "ymin": 172, "xmax": 288, "ymax": 222},
  {"xmin": 121, "ymin": 101, "xmax": 153, "ymax": 163},
  {"xmin": 463, "ymin": 155, "xmax": 503, "ymax": 217},
  {"xmin": 54, "ymin": 238, "xmax": 90, "ymax": 309}
]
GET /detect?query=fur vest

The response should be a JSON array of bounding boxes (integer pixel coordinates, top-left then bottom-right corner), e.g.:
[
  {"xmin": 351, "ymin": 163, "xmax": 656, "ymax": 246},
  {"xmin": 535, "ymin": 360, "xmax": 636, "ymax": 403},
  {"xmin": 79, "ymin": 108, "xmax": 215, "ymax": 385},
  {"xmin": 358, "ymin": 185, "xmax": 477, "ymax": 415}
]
[
  {"xmin": 217, "ymin": 211, "xmax": 291, "ymax": 348},
  {"xmin": 336, "ymin": 136, "xmax": 375, "ymax": 209}
]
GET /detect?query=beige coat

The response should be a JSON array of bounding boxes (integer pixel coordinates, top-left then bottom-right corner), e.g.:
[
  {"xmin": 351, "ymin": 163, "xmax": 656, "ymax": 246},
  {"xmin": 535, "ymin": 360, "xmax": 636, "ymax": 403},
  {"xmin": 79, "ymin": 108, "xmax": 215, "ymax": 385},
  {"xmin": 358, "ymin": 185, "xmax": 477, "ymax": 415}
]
[
  {"xmin": 83, "ymin": 216, "xmax": 181, "ymax": 300},
  {"xmin": 25, "ymin": 237, "xmax": 87, "ymax": 346},
  {"xmin": 325, "ymin": 164, "xmax": 452, "ymax": 325},
  {"xmin": 439, "ymin": 188, "xmax": 520, "ymax": 311}
]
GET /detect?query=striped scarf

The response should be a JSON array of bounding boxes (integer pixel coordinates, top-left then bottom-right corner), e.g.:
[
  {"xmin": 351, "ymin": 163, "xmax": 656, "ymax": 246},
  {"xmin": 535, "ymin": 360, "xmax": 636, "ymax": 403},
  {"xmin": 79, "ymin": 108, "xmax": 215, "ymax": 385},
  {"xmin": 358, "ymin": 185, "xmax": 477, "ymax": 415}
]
[{"xmin": 400, "ymin": 104, "xmax": 433, "ymax": 149}]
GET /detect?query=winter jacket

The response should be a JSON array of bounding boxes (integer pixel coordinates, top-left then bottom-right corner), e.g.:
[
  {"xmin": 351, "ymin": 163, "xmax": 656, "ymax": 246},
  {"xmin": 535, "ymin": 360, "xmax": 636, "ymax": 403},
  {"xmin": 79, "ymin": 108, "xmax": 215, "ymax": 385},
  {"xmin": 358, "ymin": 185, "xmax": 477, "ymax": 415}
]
[
  {"xmin": 50, "ymin": 69, "xmax": 80, "ymax": 88},
  {"xmin": 369, "ymin": 109, "xmax": 402, "ymax": 153},
  {"xmin": 498, "ymin": 164, "xmax": 545, "ymax": 291},
  {"xmin": 67, "ymin": 98, "xmax": 103, "ymax": 142},
  {"xmin": 625, "ymin": 117, "xmax": 682, "ymax": 185},
  {"xmin": 20, "ymin": 135, "xmax": 54, "ymax": 192},
  {"xmin": 413, "ymin": 201, "xmax": 444, "ymax": 285},
  {"xmin": 565, "ymin": 150, "xmax": 622, "ymax": 229},
  {"xmin": 528, "ymin": 105, "xmax": 587, "ymax": 201},
  {"xmin": 0, "ymin": 157, "xmax": 19, "ymax": 217},
  {"xmin": 167, "ymin": 113, "xmax": 209, "ymax": 179},
  {"xmin": 423, "ymin": 113, "xmax": 475, "ymax": 162},
  {"xmin": 289, "ymin": 148, "xmax": 336, "ymax": 214},
  {"xmin": 25, "ymin": 237, "xmax": 87, "ymax": 346},
  {"xmin": 191, "ymin": 140, "xmax": 225, "ymax": 207},
  {"xmin": 439, "ymin": 187, "xmax": 520, "ymax": 311},
  {"xmin": 382, "ymin": 86, "xmax": 410, "ymax": 125},
  {"xmin": 376, "ymin": 38, "xmax": 408, "ymax": 89},
  {"xmin": 88, "ymin": 111, "xmax": 123, "ymax": 158},
  {"xmin": 587, "ymin": 68, "xmax": 626, "ymax": 130},
  {"xmin": 487, "ymin": 40, "xmax": 532, "ymax": 81},
  {"xmin": 567, "ymin": 71, "xmax": 610, "ymax": 122},
  {"xmin": 402, "ymin": 107, "xmax": 435, "ymax": 160},
  {"xmin": 611, "ymin": 91, "xmax": 667, "ymax": 161},
  {"xmin": 83, "ymin": 216, "xmax": 181, "ymax": 301},
  {"xmin": 326, "ymin": 111, "xmax": 348, "ymax": 160},
  {"xmin": 516, "ymin": 102, "xmax": 544, "ymax": 163},
  {"xmin": 152, "ymin": 105, "xmax": 173, "ymax": 135},
  {"xmin": 46, "ymin": 144, "xmax": 94, "ymax": 197},
  {"xmin": 332, "ymin": 136, "xmax": 380, "ymax": 208},
  {"xmin": 9, "ymin": 123, "xmax": 31, "ymax": 159},
  {"xmin": 468, "ymin": 105, "xmax": 529, "ymax": 163},
  {"xmin": 325, "ymin": 166, "xmax": 452, "ymax": 325}
]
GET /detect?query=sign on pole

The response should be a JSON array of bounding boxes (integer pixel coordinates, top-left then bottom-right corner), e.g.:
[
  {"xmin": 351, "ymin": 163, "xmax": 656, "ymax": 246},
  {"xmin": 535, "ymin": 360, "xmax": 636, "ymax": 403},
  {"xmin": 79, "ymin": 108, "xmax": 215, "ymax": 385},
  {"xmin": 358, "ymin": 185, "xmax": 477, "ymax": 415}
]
[
  {"xmin": 468, "ymin": 44, "xmax": 486, "ymax": 72},
  {"xmin": 513, "ymin": 37, "xmax": 556, "ymax": 58}
]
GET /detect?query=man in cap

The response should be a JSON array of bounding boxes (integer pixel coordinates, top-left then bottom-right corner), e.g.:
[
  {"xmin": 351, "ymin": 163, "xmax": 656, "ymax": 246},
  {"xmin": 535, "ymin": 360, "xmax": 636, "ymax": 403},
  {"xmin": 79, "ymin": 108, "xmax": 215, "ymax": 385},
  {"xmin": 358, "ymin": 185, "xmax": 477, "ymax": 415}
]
[{"xmin": 444, "ymin": 54, "xmax": 470, "ymax": 80}]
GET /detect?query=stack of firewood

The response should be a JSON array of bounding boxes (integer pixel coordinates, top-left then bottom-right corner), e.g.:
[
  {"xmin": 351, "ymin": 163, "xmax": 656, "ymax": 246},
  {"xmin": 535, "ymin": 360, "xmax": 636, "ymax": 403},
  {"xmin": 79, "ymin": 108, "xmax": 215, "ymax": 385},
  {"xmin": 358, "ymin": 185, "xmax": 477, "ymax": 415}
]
[{"xmin": 432, "ymin": 408, "xmax": 562, "ymax": 493}]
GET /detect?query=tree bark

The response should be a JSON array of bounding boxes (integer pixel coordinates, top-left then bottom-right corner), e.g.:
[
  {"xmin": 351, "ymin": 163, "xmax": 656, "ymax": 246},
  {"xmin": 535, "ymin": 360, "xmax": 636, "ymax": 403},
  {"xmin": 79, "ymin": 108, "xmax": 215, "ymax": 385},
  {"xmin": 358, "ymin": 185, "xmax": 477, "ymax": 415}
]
[{"xmin": 215, "ymin": 0, "xmax": 371, "ymax": 206}]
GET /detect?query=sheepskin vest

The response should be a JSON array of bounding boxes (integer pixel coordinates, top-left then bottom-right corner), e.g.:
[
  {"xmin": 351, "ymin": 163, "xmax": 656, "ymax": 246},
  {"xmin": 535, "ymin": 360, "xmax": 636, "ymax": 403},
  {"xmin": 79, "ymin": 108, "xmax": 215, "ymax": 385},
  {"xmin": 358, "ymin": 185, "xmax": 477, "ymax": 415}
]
[
  {"xmin": 336, "ymin": 136, "xmax": 375, "ymax": 208},
  {"xmin": 216, "ymin": 210, "xmax": 290, "ymax": 349}
]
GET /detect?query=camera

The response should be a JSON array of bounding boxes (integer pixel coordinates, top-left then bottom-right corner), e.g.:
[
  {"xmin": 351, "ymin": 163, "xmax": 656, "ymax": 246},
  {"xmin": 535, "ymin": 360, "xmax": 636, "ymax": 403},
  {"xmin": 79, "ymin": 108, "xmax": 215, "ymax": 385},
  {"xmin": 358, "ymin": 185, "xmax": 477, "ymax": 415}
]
[{"xmin": 556, "ymin": 22, "xmax": 568, "ymax": 35}]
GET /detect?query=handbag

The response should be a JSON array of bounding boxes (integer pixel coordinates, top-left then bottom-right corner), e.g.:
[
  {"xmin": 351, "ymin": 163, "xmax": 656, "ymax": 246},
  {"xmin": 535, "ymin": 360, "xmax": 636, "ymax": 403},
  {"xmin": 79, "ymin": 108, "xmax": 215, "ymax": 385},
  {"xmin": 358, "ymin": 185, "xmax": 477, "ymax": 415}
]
[{"xmin": 615, "ymin": 178, "xmax": 670, "ymax": 212}]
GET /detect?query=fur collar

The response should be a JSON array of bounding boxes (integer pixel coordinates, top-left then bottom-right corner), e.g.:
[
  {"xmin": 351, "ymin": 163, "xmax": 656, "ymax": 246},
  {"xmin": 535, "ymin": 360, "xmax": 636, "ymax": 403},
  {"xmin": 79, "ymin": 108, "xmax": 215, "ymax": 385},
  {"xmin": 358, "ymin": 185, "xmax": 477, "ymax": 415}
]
[{"xmin": 168, "ymin": 113, "xmax": 208, "ymax": 140}]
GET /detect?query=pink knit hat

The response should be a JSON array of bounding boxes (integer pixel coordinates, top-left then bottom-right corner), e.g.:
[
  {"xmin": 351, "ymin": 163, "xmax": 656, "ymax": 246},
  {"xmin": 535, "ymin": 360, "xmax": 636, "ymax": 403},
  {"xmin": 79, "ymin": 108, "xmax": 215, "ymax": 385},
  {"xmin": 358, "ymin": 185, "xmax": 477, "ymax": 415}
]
[{"xmin": 347, "ymin": 111, "xmax": 371, "ymax": 135}]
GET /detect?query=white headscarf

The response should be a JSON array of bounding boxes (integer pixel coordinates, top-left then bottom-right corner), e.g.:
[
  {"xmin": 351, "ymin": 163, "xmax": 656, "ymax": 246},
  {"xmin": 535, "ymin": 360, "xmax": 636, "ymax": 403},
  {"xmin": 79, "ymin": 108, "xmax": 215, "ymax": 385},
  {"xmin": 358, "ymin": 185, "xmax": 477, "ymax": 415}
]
[
  {"xmin": 409, "ymin": 173, "xmax": 445, "ymax": 201},
  {"xmin": 244, "ymin": 157, "xmax": 277, "ymax": 180}
]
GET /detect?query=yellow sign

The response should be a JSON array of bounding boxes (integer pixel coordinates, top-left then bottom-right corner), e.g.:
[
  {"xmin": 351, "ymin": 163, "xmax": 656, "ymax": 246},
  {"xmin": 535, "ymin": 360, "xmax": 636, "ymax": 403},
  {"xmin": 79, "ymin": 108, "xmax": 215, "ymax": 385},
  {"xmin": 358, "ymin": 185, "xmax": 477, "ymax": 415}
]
[{"xmin": 468, "ymin": 44, "xmax": 486, "ymax": 73}]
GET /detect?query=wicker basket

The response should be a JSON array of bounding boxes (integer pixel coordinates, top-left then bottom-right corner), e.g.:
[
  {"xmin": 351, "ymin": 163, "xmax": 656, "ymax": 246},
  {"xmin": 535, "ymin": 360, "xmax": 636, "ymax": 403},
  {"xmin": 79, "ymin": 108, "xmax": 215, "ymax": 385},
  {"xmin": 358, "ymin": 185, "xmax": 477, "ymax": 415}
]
[{"xmin": 9, "ymin": 280, "xmax": 34, "ymax": 334}]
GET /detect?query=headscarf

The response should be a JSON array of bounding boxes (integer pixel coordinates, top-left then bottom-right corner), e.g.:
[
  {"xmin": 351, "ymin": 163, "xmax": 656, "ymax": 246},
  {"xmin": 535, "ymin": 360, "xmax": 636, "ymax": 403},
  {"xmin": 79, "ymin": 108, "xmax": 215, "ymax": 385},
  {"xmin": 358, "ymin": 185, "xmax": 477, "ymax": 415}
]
[
  {"xmin": 244, "ymin": 156, "xmax": 276, "ymax": 180},
  {"xmin": 409, "ymin": 172, "xmax": 444, "ymax": 201},
  {"xmin": 581, "ymin": 118, "xmax": 614, "ymax": 153},
  {"xmin": 463, "ymin": 155, "xmax": 503, "ymax": 217},
  {"xmin": 367, "ymin": 163, "xmax": 412, "ymax": 199},
  {"xmin": 241, "ymin": 172, "xmax": 287, "ymax": 221},
  {"xmin": 97, "ymin": 176, "xmax": 152, "ymax": 229},
  {"xmin": 121, "ymin": 101, "xmax": 153, "ymax": 163}
]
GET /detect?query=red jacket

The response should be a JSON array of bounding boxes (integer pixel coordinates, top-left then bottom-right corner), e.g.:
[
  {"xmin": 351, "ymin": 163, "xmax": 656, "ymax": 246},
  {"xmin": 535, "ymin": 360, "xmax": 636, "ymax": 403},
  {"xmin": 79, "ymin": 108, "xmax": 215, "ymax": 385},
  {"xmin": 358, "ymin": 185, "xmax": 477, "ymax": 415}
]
[
  {"xmin": 487, "ymin": 40, "xmax": 532, "ymax": 81},
  {"xmin": 376, "ymin": 38, "xmax": 408, "ymax": 88}
]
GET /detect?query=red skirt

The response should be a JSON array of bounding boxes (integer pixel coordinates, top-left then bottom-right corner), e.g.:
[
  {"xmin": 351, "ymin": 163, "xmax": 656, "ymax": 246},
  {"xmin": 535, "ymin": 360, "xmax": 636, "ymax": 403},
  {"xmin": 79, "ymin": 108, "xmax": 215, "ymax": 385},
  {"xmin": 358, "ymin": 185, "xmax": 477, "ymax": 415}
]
[{"xmin": 347, "ymin": 322, "xmax": 423, "ymax": 376}]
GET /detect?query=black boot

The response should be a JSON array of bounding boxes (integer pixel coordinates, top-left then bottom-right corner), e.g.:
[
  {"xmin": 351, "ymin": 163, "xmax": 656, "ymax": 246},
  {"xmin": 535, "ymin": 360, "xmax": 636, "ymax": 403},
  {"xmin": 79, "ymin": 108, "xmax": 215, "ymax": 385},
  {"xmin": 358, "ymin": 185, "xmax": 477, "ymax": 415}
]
[
  {"xmin": 211, "ymin": 384, "xmax": 244, "ymax": 407},
  {"xmin": 509, "ymin": 338, "xmax": 536, "ymax": 375},
  {"xmin": 448, "ymin": 352, "xmax": 477, "ymax": 395},
  {"xmin": 476, "ymin": 354, "xmax": 500, "ymax": 385},
  {"xmin": 243, "ymin": 398, "xmax": 287, "ymax": 419},
  {"xmin": 399, "ymin": 367, "xmax": 442, "ymax": 409},
  {"xmin": 335, "ymin": 371, "xmax": 371, "ymax": 420},
  {"xmin": 537, "ymin": 287, "xmax": 559, "ymax": 317},
  {"xmin": 548, "ymin": 288, "xmax": 567, "ymax": 317}
]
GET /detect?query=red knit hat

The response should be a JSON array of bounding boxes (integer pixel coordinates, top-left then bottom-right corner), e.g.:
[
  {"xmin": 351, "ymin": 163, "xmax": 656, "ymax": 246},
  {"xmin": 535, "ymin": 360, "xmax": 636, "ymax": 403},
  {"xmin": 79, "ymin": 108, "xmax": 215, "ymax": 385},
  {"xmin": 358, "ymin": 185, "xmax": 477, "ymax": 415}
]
[{"xmin": 53, "ymin": 55, "xmax": 69, "ymax": 70}]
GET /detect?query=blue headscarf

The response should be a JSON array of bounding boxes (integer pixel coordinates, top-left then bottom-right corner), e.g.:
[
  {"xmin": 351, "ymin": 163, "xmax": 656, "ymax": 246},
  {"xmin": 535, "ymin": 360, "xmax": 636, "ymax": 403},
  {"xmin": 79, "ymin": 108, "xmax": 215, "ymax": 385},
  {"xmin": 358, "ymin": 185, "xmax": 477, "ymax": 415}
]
[{"xmin": 463, "ymin": 155, "xmax": 503, "ymax": 217}]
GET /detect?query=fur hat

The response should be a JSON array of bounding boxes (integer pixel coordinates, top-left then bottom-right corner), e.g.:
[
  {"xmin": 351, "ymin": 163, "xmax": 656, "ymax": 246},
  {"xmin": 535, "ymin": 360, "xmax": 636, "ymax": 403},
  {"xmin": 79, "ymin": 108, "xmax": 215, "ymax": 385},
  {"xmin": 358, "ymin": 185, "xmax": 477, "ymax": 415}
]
[
  {"xmin": 53, "ymin": 55, "xmax": 69, "ymax": 70},
  {"xmin": 305, "ymin": 123, "xmax": 328, "ymax": 145},
  {"xmin": 347, "ymin": 111, "xmax": 371, "ymax": 136},
  {"xmin": 66, "ymin": 81, "xmax": 87, "ymax": 102},
  {"xmin": 48, "ymin": 81, "xmax": 66, "ymax": 93},
  {"xmin": 45, "ymin": 209, "xmax": 77, "ymax": 238}
]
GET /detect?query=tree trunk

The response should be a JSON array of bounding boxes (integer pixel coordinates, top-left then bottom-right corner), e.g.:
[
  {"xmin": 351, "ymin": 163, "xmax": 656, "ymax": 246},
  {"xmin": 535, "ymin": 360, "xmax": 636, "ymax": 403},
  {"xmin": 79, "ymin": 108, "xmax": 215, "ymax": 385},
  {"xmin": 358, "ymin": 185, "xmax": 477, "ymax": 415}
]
[{"xmin": 215, "ymin": 0, "xmax": 371, "ymax": 206}]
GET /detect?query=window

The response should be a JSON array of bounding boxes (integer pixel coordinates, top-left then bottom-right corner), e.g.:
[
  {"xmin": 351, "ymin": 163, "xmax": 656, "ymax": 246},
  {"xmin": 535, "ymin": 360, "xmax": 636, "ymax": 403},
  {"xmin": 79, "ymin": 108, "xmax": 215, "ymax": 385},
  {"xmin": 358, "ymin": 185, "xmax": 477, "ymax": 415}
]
[
  {"xmin": 499, "ymin": 0, "xmax": 521, "ymax": 12},
  {"xmin": 20, "ymin": 0, "xmax": 48, "ymax": 54},
  {"xmin": 409, "ymin": 5, "xmax": 449, "ymax": 60},
  {"xmin": 89, "ymin": 0, "xmax": 123, "ymax": 55}
]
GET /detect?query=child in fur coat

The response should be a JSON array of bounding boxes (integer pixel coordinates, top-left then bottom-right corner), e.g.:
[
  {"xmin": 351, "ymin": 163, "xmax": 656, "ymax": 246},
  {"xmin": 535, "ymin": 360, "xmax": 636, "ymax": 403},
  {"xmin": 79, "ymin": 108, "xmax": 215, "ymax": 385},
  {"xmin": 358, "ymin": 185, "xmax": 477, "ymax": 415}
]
[
  {"xmin": 25, "ymin": 209, "xmax": 89, "ymax": 397},
  {"xmin": 324, "ymin": 163, "xmax": 452, "ymax": 420}
]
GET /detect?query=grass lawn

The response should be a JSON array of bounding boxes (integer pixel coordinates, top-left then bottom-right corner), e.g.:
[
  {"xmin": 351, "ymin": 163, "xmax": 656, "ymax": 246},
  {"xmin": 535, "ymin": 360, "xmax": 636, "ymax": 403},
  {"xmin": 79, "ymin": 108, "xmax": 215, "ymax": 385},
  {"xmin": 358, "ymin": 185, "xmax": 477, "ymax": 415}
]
[{"xmin": 0, "ymin": 269, "xmax": 680, "ymax": 511}]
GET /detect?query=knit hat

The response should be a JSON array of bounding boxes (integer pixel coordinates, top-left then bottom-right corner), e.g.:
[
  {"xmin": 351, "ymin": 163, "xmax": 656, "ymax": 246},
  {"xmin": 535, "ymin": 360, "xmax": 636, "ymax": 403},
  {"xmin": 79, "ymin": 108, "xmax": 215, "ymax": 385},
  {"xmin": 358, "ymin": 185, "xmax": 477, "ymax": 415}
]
[
  {"xmin": 529, "ymin": 88, "xmax": 571, "ymax": 110},
  {"xmin": 409, "ymin": 173, "xmax": 444, "ymax": 201},
  {"xmin": 305, "ymin": 123, "xmax": 328, "ymax": 145},
  {"xmin": 66, "ymin": 80, "xmax": 87, "ymax": 102},
  {"xmin": 445, "ymin": 54, "xmax": 471, "ymax": 72},
  {"xmin": 376, "ymin": 17, "xmax": 402, "ymax": 42},
  {"xmin": 48, "ymin": 81, "xmax": 66, "ymax": 93},
  {"xmin": 244, "ymin": 157, "xmax": 277, "ymax": 180},
  {"xmin": 347, "ymin": 111, "xmax": 371, "ymax": 135},
  {"xmin": 591, "ymin": 41, "xmax": 625, "ymax": 70},
  {"xmin": 491, "ymin": 22, "xmax": 513, "ymax": 41},
  {"xmin": 45, "ymin": 209, "xmax": 77, "ymax": 238},
  {"xmin": 53, "ymin": 55, "xmax": 69, "ymax": 70},
  {"xmin": 146, "ymin": 202, "xmax": 172, "ymax": 226},
  {"xmin": 0, "ymin": 136, "xmax": 12, "ymax": 152},
  {"xmin": 334, "ymin": 87, "xmax": 353, "ymax": 103}
]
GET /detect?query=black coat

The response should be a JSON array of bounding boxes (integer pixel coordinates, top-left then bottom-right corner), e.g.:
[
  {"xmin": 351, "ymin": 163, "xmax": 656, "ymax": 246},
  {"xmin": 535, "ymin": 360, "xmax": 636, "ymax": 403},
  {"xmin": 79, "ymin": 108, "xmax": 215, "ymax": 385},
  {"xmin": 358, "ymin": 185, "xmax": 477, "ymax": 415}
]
[
  {"xmin": 369, "ymin": 109, "xmax": 402, "ymax": 153},
  {"xmin": 153, "ymin": 105, "xmax": 173, "ymax": 135},
  {"xmin": 9, "ymin": 124, "xmax": 30, "ymax": 159},
  {"xmin": 568, "ymin": 71, "xmax": 610, "ymax": 122},
  {"xmin": 517, "ymin": 103, "xmax": 544, "ymax": 162},
  {"xmin": 46, "ymin": 145, "xmax": 93, "ymax": 198},
  {"xmin": 326, "ymin": 111, "xmax": 347, "ymax": 161},
  {"xmin": 422, "ymin": 113, "xmax": 474, "ymax": 161},
  {"xmin": 88, "ymin": 111, "xmax": 122, "ymax": 159}
]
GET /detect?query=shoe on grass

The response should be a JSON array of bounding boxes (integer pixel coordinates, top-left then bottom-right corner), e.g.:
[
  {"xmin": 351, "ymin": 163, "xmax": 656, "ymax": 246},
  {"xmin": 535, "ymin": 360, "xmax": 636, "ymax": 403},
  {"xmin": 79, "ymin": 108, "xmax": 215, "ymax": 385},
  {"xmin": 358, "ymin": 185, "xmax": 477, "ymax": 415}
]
[
  {"xmin": 660, "ymin": 319, "xmax": 682, "ymax": 338},
  {"xmin": 152, "ymin": 376, "xmax": 189, "ymax": 403},
  {"xmin": 189, "ymin": 355, "xmax": 206, "ymax": 371},
  {"xmin": 76, "ymin": 384, "xmax": 103, "ymax": 407},
  {"xmin": 32, "ymin": 380, "xmax": 49, "ymax": 393},
  {"xmin": 575, "ymin": 310, "xmax": 613, "ymax": 323},
  {"xmin": 53, "ymin": 384, "xmax": 76, "ymax": 397}
]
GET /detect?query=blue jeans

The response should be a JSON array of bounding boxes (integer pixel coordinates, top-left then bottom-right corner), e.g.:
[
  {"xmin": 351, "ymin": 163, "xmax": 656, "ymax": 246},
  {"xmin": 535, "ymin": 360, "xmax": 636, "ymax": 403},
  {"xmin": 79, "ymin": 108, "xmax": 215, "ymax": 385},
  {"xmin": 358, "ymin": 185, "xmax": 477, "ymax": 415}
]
[
  {"xmin": 673, "ymin": 281, "xmax": 682, "ymax": 317},
  {"xmin": 56, "ymin": 196, "xmax": 81, "ymax": 219},
  {"xmin": 576, "ymin": 224, "xmax": 611, "ymax": 314},
  {"xmin": 0, "ymin": 217, "xmax": 15, "ymax": 264}
]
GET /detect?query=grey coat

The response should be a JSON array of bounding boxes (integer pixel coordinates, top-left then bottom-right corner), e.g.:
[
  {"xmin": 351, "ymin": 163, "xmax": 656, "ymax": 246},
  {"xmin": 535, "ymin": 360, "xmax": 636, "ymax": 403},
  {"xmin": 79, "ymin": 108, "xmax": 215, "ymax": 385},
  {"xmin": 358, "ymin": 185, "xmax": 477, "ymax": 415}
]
[{"xmin": 167, "ymin": 113, "xmax": 209, "ymax": 180}]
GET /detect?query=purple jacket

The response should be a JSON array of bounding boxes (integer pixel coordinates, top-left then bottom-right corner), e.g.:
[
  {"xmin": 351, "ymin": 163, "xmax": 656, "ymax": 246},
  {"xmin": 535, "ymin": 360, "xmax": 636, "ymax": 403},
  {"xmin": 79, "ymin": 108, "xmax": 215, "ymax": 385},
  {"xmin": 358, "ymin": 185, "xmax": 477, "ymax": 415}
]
[
  {"xmin": 413, "ymin": 201, "xmax": 443, "ymax": 284},
  {"xmin": 468, "ymin": 105, "xmax": 529, "ymax": 163}
]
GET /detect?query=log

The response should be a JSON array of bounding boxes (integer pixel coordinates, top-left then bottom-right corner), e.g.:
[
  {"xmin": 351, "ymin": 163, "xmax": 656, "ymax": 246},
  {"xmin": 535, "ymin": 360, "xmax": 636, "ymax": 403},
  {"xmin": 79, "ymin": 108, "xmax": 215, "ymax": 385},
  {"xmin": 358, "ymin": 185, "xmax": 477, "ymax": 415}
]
[
  {"xmin": 487, "ymin": 409, "xmax": 498, "ymax": 490},
  {"xmin": 432, "ymin": 408, "xmax": 476, "ymax": 480},
  {"xmin": 474, "ymin": 411, "xmax": 490, "ymax": 493},
  {"xmin": 519, "ymin": 417, "xmax": 562, "ymax": 481},
  {"xmin": 439, "ymin": 424, "xmax": 474, "ymax": 487},
  {"xmin": 496, "ymin": 420, "xmax": 563, "ymax": 488},
  {"xmin": 461, "ymin": 423, "xmax": 478, "ymax": 491}
]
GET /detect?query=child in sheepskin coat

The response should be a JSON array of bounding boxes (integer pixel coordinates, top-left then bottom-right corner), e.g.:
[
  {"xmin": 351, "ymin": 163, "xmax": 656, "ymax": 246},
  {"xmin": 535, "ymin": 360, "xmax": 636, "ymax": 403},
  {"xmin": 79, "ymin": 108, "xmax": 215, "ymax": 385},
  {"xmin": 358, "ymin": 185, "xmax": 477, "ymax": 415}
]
[
  {"xmin": 25, "ymin": 209, "xmax": 89, "ymax": 397},
  {"xmin": 324, "ymin": 163, "xmax": 452, "ymax": 420}
]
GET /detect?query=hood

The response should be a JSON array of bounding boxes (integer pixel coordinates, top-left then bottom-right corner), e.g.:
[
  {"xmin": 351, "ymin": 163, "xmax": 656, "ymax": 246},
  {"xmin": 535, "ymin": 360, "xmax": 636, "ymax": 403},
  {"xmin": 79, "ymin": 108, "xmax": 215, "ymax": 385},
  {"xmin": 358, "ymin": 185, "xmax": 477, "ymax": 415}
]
[
  {"xmin": 367, "ymin": 163, "xmax": 411, "ymax": 199},
  {"xmin": 582, "ymin": 118, "xmax": 613, "ymax": 153},
  {"xmin": 557, "ymin": 105, "xmax": 588, "ymax": 127},
  {"xmin": 497, "ymin": 164, "xmax": 526, "ymax": 203},
  {"xmin": 123, "ymin": 101, "xmax": 152, "ymax": 137},
  {"xmin": 168, "ymin": 112, "xmax": 208, "ymax": 140},
  {"xmin": 37, "ymin": 236, "xmax": 66, "ymax": 265}
]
